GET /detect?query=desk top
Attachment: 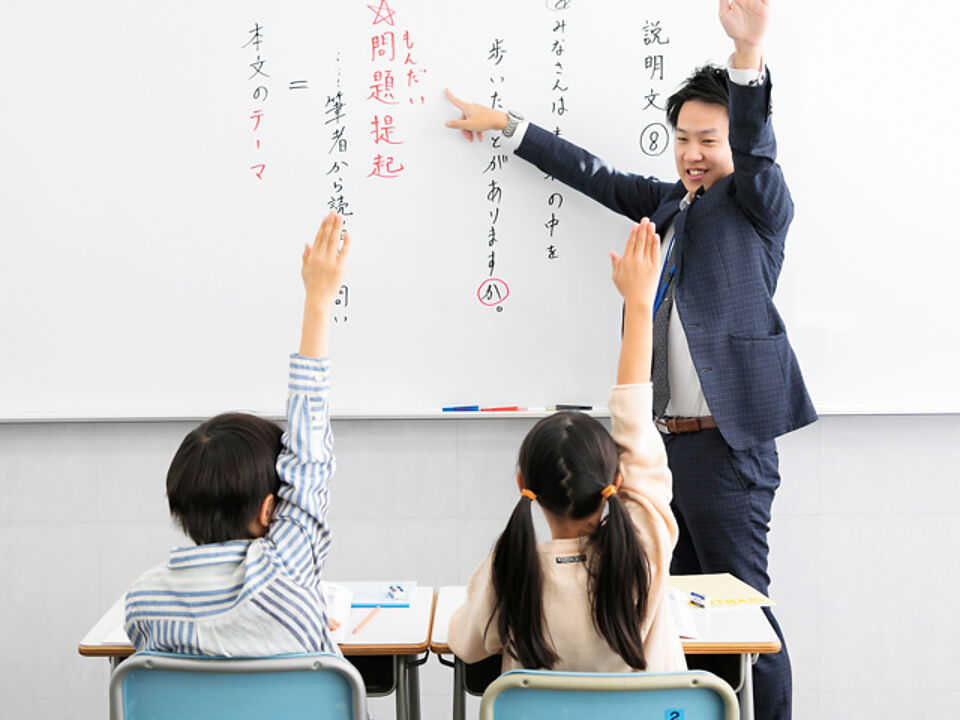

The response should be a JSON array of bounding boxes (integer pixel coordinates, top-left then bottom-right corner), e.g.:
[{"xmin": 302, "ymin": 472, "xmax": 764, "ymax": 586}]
[
  {"xmin": 78, "ymin": 586, "xmax": 436, "ymax": 659},
  {"xmin": 429, "ymin": 585, "xmax": 781, "ymax": 656}
]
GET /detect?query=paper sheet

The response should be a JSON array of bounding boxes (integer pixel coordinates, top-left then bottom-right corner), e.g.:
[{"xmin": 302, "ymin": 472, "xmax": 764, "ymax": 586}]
[
  {"xmin": 668, "ymin": 573, "xmax": 775, "ymax": 608},
  {"xmin": 320, "ymin": 581, "xmax": 354, "ymax": 644},
  {"xmin": 668, "ymin": 588, "xmax": 699, "ymax": 639}
]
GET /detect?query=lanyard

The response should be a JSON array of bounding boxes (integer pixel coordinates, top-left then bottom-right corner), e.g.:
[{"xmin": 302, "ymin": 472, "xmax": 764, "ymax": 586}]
[{"xmin": 652, "ymin": 232, "xmax": 676, "ymax": 318}]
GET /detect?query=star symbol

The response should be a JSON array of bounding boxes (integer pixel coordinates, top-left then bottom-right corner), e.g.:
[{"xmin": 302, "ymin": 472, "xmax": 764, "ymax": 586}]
[{"xmin": 367, "ymin": 0, "xmax": 396, "ymax": 26}]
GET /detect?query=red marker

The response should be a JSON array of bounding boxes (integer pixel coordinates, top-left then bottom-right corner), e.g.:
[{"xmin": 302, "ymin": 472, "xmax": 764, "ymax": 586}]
[{"xmin": 481, "ymin": 406, "xmax": 525, "ymax": 412}]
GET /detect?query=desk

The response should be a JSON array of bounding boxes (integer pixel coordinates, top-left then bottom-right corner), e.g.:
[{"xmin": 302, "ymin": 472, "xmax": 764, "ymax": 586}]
[
  {"xmin": 79, "ymin": 586, "xmax": 436, "ymax": 720},
  {"xmin": 429, "ymin": 585, "xmax": 780, "ymax": 720}
]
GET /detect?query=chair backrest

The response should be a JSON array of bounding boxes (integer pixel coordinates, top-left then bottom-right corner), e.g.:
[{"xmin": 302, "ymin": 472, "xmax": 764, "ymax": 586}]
[
  {"xmin": 109, "ymin": 652, "xmax": 367, "ymax": 720},
  {"xmin": 479, "ymin": 670, "xmax": 738, "ymax": 720}
]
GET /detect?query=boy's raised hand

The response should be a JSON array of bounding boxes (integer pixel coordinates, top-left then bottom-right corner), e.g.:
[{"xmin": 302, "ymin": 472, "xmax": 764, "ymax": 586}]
[
  {"xmin": 610, "ymin": 218, "xmax": 660, "ymax": 311},
  {"xmin": 299, "ymin": 212, "xmax": 350, "ymax": 359},
  {"xmin": 302, "ymin": 212, "xmax": 350, "ymax": 310}
]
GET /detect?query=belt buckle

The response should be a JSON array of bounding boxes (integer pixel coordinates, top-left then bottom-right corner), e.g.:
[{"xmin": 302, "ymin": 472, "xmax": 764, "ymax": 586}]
[{"xmin": 656, "ymin": 417, "xmax": 672, "ymax": 434}]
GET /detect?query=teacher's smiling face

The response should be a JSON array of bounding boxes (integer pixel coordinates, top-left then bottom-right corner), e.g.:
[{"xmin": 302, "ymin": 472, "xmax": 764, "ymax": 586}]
[{"xmin": 673, "ymin": 99, "xmax": 735, "ymax": 195}]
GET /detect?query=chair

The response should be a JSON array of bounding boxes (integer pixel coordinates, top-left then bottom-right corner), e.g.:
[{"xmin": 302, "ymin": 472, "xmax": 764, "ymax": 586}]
[
  {"xmin": 479, "ymin": 669, "xmax": 738, "ymax": 720},
  {"xmin": 109, "ymin": 652, "xmax": 367, "ymax": 720}
]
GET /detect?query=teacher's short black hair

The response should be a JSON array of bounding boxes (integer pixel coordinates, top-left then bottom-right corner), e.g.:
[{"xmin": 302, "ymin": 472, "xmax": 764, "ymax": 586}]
[
  {"xmin": 166, "ymin": 413, "xmax": 283, "ymax": 545},
  {"xmin": 666, "ymin": 65, "xmax": 729, "ymax": 129}
]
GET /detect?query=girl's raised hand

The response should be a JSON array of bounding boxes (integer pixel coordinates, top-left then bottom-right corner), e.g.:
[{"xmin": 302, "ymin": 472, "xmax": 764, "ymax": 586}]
[{"xmin": 610, "ymin": 218, "xmax": 660, "ymax": 309}]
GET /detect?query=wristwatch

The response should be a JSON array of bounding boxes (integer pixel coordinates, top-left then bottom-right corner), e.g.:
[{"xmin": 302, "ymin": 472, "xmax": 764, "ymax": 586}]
[{"xmin": 503, "ymin": 110, "xmax": 524, "ymax": 138}]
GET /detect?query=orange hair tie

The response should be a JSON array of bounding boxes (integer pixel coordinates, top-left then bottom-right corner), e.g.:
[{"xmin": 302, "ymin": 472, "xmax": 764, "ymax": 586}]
[
  {"xmin": 520, "ymin": 488, "xmax": 537, "ymax": 501},
  {"xmin": 601, "ymin": 484, "xmax": 618, "ymax": 499}
]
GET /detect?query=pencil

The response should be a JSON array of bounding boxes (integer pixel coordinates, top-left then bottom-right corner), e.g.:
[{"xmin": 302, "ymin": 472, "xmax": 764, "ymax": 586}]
[{"xmin": 352, "ymin": 605, "xmax": 381, "ymax": 635}]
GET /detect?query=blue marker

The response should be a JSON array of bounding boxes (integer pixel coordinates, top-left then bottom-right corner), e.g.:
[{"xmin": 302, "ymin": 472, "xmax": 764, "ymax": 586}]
[{"xmin": 442, "ymin": 405, "xmax": 480, "ymax": 412}]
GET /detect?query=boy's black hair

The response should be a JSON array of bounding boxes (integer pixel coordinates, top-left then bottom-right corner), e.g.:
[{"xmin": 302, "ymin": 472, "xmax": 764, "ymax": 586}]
[
  {"xmin": 166, "ymin": 412, "xmax": 283, "ymax": 545},
  {"xmin": 666, "ymin": 65, "xmax": 729, "ymax": 129},
  {"xmin": 487, "ymin": 412, "xmax": 651, "ymax": 670}
]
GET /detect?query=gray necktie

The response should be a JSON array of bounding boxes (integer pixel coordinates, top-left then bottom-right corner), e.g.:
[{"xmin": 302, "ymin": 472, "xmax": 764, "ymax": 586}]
[{"xmin": 652, "ymin": 233, "xmax": 676, "ymax": 419}]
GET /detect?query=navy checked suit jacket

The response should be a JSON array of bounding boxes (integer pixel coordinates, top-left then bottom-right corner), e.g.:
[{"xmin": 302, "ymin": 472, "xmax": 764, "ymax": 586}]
[{"xmin": 515, "ymin": 73, "xmax": 816, "ymax": 450}]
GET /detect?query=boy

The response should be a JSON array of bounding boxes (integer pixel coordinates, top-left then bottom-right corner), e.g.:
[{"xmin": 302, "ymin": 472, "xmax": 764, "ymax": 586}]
[{"xmin": 125, "ymin": 212, "xmax": 350, "ymax": 657}]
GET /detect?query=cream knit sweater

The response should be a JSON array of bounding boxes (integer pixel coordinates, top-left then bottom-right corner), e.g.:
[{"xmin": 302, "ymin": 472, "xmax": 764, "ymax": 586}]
[{"xmin": 448, "ymin": 383, "xmax": 686, "ymax": 673}]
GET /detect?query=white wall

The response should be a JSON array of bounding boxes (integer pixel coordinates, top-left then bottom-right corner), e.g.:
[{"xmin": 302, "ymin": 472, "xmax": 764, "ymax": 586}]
[{"xmin": 1, "ymin": 415, "xmax": 958, "ymax": 719}]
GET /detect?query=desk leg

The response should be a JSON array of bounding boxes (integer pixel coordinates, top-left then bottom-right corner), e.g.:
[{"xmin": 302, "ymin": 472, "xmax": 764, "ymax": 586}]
[
  {"xmin": 406, "ymin": 656, "xmax": 421, "ymax": 720},
  {"xmin": 453, "ymin": 658, "xmax": 465, "ymax": 720},
  {"xmin": 394, "ymin": 655, "xmax": 409, "ymax": 720},
  {"xmin": 738, "ymin": 653, "xmax": 756, "ymax": 720}
]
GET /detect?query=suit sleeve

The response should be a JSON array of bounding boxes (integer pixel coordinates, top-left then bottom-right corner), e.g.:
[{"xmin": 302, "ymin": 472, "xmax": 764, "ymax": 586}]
[
  {"xmin": 515, "ymin": 123, "xmax": 672, "ymax": 222},
  {"xmin": 727, "ymin": 72, "xmax": 794, "ymax": 238}
]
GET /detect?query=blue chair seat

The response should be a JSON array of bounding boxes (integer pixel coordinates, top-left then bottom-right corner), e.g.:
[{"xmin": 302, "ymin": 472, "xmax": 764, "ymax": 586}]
[
  {"xmin": 480, "ymin": 669, "xmax": 738, "ymax": 720},
  {"xmin": 109, "ymin": 652, "xmax": 367, "ymax": 720}
]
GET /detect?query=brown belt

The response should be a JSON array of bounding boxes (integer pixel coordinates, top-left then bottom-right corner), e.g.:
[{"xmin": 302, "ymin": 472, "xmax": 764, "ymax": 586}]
[{"xmin": 657, "ymin": 415, "xmax": 717, "ymax": 434}]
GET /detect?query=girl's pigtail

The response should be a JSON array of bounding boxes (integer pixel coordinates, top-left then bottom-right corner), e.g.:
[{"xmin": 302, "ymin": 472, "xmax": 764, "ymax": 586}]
[
  {"xmin": 487, "ymin": 494, "xmax": 557, "ymax": 669},
  {"xmin": 588, "ymin": 494, "xmax": 650, "ymax": 670}
]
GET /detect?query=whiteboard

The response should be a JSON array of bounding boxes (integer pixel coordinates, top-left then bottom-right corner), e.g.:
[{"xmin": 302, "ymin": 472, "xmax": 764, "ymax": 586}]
[{"xmin": 2, "ymin": 0, "xmax": 958, "ymax": 420}]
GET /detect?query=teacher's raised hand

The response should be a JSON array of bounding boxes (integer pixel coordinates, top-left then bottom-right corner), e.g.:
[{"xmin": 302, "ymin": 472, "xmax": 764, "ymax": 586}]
[{"xmin": 718, "ymin": 0, "xmax": 769, "ymax": 70}]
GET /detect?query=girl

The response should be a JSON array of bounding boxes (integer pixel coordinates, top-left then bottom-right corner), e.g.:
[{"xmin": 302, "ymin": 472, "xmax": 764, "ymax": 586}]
[{"xmin": 449, "ymin": 218, "xmax": 685, "ymax": 673}]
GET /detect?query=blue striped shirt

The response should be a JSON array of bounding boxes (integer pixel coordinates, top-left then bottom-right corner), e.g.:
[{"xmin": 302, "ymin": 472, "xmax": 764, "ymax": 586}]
[{"xmin": 124, "ymin": 354, "xmax": 337, "ymax": 657}]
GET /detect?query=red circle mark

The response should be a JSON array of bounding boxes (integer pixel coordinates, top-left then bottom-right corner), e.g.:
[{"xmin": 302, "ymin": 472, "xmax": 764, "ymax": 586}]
[{"xmin": 477, "ymin": 277, "xmax": 510, "ymax": 307}]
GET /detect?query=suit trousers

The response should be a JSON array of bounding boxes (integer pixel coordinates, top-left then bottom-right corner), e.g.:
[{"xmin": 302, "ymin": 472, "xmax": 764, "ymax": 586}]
[{"xmin": 662, "ymin": 428, "xmax": 791, "ymax": 720}]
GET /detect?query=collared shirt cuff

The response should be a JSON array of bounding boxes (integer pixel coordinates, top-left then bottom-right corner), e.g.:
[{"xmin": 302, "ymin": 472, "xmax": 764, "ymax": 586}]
[
  {"xmin": 288, "ymin": 354, "xmax": 331, "ymax": 394},
  {"xmin": 502, "ymin": 119, "xmax": 530, "ymax": 150},
  {"xmin": 726, "ymin": 53, "xmax": 765, "ymax": 86},
  {"xmin": 290, "ymin": 353, "xmax": 330, "ymax": 369}
]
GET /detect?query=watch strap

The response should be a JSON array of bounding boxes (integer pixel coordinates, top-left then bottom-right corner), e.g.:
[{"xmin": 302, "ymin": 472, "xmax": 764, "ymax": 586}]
[{"xmin": 503, "ymin": 110, "xmax": 524, "ymax": 138}]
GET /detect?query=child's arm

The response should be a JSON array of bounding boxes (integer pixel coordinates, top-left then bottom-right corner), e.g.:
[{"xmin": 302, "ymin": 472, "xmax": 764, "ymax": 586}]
[
  {"xmin": 448, "ymin": 554, "xmax": 503, "ymax": 663},
  {"xmin": 608, "ymin": 221, "xmax": 677, "ymax": 542},
  {"xmin": 609, "ymin": 219, "xmax": 659, "ymax": 385},
  {"xmin": 269, "ymin": 213, "xmax": 350, "ymax": 584},
  {"xmin": 300, "ymin": 212, "xmax": 351, "ymax": 360}
]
